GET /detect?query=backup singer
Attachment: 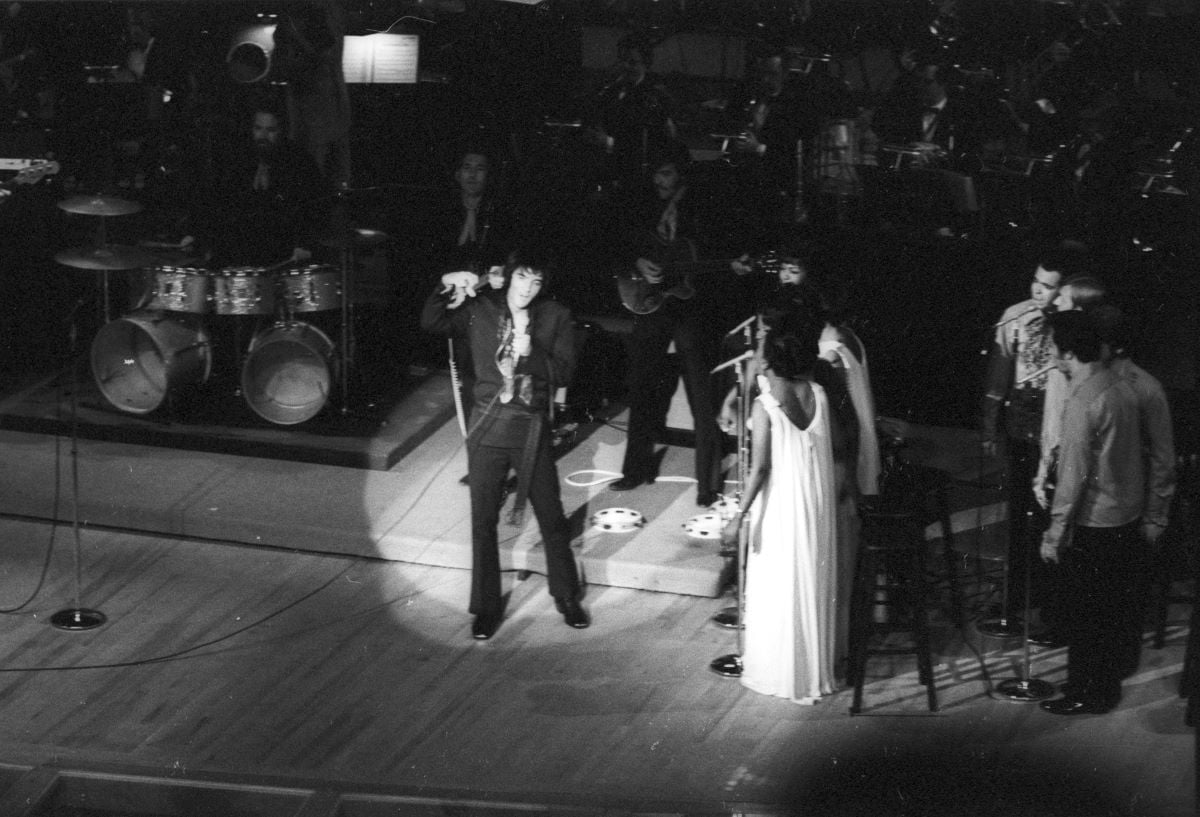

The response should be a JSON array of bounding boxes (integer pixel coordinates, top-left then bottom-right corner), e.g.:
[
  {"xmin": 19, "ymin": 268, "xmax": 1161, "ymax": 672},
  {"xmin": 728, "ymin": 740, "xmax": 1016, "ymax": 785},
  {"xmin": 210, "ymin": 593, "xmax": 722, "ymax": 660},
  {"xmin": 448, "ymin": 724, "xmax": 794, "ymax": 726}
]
[
  {"xmin": 1037, "ymin": 310, "xmax": 1158, "ymax": 715},
  {"xmin": 979, "ymin": 250, "xmax": 1072, "ymax": 627},
  {"xmin": 721, "ymin": 313, "xmax": 840, "ymax": 703},
  {"xmin": 420, "ymin": 253, "xmax": 588, "ymax": 641}
]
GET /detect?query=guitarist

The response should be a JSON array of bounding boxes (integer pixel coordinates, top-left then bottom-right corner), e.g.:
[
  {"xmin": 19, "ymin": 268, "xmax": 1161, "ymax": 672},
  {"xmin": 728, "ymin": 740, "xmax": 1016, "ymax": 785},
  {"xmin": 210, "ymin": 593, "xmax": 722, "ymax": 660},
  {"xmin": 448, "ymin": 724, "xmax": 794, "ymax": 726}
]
[{"xmin": 610, "ymin": 140, "xmax": 749, "ymax": 506}]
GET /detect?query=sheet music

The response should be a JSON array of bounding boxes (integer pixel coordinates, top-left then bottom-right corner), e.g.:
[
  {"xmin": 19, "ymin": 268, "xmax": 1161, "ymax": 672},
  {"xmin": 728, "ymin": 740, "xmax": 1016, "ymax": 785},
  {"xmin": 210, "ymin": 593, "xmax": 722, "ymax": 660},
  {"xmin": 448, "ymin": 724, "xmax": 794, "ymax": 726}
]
[{"xmin": 342, "ymin": 34, "xmax": 418, "ymax": 84}]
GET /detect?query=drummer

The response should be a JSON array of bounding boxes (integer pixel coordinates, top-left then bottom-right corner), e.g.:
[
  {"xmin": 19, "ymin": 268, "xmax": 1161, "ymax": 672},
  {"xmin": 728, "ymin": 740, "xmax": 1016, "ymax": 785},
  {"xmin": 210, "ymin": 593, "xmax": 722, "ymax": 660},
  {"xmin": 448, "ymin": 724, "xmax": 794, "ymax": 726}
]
[{"xmin": 195, "ymin": 100, "xmax": 330, "ymax": 269}]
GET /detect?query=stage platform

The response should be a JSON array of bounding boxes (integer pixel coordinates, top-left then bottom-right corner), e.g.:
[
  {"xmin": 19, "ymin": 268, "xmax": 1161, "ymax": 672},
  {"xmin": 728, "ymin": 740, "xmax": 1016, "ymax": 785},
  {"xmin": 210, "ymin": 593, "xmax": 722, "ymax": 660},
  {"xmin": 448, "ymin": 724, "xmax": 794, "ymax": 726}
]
[{"xmin": 0, "ymin": 376, "xmax": 1007, "ymax": 601}]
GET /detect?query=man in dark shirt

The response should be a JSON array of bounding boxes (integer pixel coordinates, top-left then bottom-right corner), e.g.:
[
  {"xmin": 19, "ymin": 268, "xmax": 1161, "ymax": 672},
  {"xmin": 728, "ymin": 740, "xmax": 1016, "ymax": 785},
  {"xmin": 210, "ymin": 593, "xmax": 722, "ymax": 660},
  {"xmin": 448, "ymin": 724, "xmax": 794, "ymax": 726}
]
[
  {"xmin": 421, "ymin": 251, "xmax": 588, "ymax": 640},
  {"xmin": 199, "ymin": 103, "xmax": 328, "ymax": 268}
]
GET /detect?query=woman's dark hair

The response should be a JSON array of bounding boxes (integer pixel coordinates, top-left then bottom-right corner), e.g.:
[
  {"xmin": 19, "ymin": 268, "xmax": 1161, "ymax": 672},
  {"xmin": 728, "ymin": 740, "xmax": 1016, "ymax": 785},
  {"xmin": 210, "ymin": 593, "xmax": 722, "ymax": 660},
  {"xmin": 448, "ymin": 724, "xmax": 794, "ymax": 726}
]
[{"xmin": 763, "ymin": 309, "xmax": 821, "ymax": 379}]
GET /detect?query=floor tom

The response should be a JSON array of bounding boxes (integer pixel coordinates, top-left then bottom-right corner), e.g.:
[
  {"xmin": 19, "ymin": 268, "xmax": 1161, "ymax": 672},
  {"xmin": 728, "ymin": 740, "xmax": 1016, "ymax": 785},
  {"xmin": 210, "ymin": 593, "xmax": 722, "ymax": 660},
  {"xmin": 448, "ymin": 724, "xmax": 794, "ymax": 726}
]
[{"xmin": 241, "ymin": 321, "xmax": 335, "ymax": 425}]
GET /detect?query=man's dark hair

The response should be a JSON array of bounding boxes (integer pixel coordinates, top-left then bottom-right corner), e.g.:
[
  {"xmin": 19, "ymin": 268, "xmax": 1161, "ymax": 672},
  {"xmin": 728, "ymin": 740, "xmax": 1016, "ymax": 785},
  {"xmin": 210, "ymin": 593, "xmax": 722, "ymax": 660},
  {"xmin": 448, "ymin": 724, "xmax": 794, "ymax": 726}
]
[
  {"xmin": 1038, "ymin": 245, "xmax": 1087, "ymax": 281},
  {"xmin": 1090, "ymin": 304, "xmax": 1134, "ymax": 357},
  {"xmin": 646, "ymin": 138, "xmax": 692, "ymax": 178},
  {"xmin": 503, "ymin": 248, "xmax": 554, "ymax": 291},
  {"xmin": 1048, "ymin": 309, "xmax": 1103, "ymax": 364},
  {"xmin": 618, "ymin": 31, "xmax": 654, "ymax": 67}
]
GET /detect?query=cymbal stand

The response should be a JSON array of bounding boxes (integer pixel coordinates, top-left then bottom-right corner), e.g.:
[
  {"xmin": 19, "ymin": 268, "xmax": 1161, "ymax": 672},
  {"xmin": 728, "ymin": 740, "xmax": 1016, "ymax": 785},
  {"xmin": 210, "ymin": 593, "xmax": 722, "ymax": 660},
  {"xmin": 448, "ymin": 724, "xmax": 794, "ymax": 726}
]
[
  {"xmin": 50, "ymin": 301, "xmax": 106, "ymax": 632},
  {"xmin": 334, "ymin": 191, "xmax": 354, "ymax": 415},
  {"xmin": 710, "ymin": 350, "xmax": 754, "ymax": 677},
  {"xmin": 993, "ymin": 528, "xmax": 1054, "ymax": 702}
]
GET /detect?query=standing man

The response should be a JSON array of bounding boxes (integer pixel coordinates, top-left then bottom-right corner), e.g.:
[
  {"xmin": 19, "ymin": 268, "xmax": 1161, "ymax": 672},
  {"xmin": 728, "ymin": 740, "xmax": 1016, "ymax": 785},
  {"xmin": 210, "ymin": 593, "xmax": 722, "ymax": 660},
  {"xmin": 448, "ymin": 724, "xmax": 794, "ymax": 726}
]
[
  {"xmin": 980, "ymin": 250, "xmax": 1072, "ymax": 629},
  {"xmin": 1037, "ymin": 310, "xmax": 1153, "ymax": 715},
  {"xmin": 608, "ymin": 141, "xmax": 732, "ymax": 506},
  {"xmin": 421, "ymin": 252, "xmax": 588, "ymax": 640}
]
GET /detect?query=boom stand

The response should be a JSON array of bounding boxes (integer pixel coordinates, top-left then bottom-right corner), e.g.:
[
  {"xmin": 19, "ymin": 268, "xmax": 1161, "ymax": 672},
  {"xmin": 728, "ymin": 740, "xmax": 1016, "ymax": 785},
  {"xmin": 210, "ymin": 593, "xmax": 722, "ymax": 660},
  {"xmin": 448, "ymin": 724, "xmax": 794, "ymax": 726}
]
[
  {"xmin": 977, "ymin": 498, "xmax": 1026, "ymax": 638},
  {"xmin": 51, "ymin": 312, "xmax": 106, "ymax": 632},
  {"xmin": 710, "ymin": 349, "xmax": 754, "ymax": 677}
]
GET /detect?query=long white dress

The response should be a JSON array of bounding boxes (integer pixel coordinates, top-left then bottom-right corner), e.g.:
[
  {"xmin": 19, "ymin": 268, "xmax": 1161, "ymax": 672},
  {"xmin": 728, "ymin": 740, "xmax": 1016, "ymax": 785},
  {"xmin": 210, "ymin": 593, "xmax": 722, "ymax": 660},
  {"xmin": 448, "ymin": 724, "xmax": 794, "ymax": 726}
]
[{"xmin": 741, "ymin": 381, "xmax": 839, "ymax": 704}]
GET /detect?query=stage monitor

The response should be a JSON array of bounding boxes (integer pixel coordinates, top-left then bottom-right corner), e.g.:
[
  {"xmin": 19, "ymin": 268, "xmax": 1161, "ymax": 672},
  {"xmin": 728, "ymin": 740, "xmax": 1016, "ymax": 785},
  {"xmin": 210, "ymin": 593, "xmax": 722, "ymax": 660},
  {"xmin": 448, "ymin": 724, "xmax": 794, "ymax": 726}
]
[{"xmin": 343, "ymin": 33, "xmax": 419, "ymax": 84}]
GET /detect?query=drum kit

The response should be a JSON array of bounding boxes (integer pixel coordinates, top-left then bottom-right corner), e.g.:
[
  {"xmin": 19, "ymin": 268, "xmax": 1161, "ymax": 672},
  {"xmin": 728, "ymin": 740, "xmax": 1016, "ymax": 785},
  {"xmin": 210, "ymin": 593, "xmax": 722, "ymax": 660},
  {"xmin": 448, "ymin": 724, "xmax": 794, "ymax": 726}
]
[{"xmin": 55, "ymin": 192, "xmax": 386, "ymax": 425}]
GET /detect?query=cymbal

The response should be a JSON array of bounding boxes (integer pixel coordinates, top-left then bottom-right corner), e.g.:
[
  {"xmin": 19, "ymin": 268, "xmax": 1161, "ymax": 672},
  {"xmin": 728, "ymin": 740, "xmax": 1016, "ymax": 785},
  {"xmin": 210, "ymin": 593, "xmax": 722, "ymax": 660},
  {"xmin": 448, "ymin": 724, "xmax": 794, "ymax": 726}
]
[
  {"xmin": 55, "ymin": 244, "xmax": 158, "ymax": 270},
  {"xmin": 57, "ymin": 194, "xmax": 143, "ymax": 216},
  {"xmin": 321, "ymin": 227, "xmax": 390, "ymax": 249}
]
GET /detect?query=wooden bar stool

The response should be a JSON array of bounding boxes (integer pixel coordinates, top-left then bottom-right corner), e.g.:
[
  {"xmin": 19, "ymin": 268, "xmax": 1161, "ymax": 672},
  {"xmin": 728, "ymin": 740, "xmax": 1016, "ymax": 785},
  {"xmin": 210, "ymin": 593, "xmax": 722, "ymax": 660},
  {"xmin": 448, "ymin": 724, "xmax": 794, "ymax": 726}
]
[{"xmin": 848, "ymin": 503, "xmax": 939, "ymax": 714}]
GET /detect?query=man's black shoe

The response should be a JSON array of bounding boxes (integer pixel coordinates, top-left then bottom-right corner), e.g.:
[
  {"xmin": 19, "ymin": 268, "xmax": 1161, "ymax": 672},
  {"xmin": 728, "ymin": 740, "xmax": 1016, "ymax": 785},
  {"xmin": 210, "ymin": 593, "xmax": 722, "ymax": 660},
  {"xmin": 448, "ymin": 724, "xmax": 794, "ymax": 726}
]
[
  {"xmin": 696, "ymin": 489, "xmax": 720, "ymax": 507},
  {"xmin": 1039, "ymin": 696, "xmax": 1110, "ymax": 716},
  {"xmin": 609, "ymin": 475, "xmax": 651, "ymax": 492},
  {"xmin": 1028, "ymin": 630, "xmax": 1067, "ymax": 648},
  {"xmin": 471, "ymin": 614, "xmax": 500, "ymax": 640},
  {"xmin": 555, "ymin": 597, "xmax": 590, "ymax": 629}
]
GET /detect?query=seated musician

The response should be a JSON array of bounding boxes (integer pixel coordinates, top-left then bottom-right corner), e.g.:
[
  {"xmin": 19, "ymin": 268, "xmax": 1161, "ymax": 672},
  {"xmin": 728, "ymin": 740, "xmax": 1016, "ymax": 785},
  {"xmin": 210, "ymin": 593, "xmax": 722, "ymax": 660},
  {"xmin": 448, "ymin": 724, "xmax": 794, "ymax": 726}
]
[
  {"xmin": 608, "ymin": 140, "xmax": 750, "ymax": 506},
  {"xmin": 580, "ymin": 32, "xmax": 678, "ymax": 197},
  {"xmin": 721, "ymin": 43, "xmax": 830, "ymax": 234},
  {"xmin": 196, "ymin": 100, "xmax": 329, "ymax": 269},
  {"xmin": 869, "ymin": 52, "xmax": 981, "ymax": 237}
]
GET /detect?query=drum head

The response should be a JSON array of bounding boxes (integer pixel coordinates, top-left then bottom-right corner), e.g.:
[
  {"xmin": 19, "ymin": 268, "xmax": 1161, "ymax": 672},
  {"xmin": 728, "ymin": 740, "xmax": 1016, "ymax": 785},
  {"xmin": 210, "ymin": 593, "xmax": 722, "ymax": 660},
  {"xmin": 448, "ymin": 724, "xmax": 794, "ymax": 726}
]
[{"xmin": 241, "ymin": 322, "xmax": 334, "ymax": 425}]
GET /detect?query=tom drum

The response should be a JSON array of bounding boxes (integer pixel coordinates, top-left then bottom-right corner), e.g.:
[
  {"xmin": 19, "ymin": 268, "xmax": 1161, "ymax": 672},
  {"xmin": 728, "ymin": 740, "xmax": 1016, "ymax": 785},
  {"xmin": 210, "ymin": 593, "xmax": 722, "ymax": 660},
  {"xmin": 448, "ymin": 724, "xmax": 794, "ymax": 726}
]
[
  {"xmin": 143, "ymin": 266, "xmax": 210, "ymax": 313},
  {"xmin": 213, "ymin": 266, "xmax": 276, "ymax": 315},
  {"xmin": 278, "ymin": 264, "xmax": 342, "ymax": 314}
]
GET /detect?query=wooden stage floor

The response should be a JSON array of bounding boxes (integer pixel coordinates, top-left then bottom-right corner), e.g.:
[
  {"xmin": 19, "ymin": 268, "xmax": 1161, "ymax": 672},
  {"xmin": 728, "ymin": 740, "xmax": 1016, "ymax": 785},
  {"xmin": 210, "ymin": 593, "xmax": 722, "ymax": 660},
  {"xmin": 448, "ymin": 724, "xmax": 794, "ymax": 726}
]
[{"xmin": 0, "ymin": 510, "xmax": 1193, "ymax": 816}]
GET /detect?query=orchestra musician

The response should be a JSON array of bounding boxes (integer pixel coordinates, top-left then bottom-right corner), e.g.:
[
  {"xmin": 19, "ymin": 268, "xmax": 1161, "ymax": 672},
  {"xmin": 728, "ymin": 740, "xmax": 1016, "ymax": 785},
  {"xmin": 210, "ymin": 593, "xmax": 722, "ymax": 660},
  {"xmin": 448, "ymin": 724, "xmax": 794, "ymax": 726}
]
[{"xmin": 581, "ymin": 31, "xmax": 678, "ymax": 196}]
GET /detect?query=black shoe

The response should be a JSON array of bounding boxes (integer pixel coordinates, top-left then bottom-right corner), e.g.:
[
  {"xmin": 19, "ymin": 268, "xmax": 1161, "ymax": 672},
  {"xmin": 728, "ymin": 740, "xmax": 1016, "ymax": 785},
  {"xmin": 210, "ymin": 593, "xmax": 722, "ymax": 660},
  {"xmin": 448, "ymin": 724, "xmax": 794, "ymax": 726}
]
[
  {"xmin": 1028, "ymin": 630, "xmax": 1067, "ymax": 648},
  {"xmin": 609, "ymin": 475, "xmax": 651, "ymax": 492},
  {"xmin": 471, "ymin": 613, "xmax": 500, "ymax": 640},
  {"xmin": 1039, "ymin": 696, "xmax": 1110, "ymax": 716},
  {"xmin": 555, "ymin": 597, "xmax": 590, "ymax": 629},
  {"xmin": 696, "ymin": 489, "xmax": 720, "ymax": 507}
]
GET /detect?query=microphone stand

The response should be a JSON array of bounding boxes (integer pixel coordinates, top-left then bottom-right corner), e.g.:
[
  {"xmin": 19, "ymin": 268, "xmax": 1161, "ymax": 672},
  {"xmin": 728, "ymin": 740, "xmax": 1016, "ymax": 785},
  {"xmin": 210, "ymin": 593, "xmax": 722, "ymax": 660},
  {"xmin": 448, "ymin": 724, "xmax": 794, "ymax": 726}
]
[
  {"xmin": 710, "ymin": 345, "xmax": 755, "ymax": 676},
  {"xmin": 50, "ymin": 300, "xmax": 106, "ymax": 631},
  {"xmin": 993, "ymin": 525, "xmax": 1055, "ymax": 701}
]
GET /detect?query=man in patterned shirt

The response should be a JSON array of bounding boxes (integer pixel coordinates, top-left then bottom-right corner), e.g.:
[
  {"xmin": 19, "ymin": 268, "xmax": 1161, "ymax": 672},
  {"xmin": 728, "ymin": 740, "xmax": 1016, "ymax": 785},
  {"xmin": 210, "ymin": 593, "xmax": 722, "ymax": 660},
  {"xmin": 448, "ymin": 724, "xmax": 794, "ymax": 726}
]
[{"xmin": 980, "ymin": 250, "xmax": 1076, "ymax": 627}]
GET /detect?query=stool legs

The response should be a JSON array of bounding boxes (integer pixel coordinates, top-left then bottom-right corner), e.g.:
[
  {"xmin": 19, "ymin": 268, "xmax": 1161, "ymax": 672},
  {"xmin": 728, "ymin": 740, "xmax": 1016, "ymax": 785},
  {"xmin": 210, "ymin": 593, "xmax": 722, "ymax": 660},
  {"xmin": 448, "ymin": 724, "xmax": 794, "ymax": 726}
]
[{"xmin": 849, "ymin": 513, "xmax": 939, "ymax": 714}]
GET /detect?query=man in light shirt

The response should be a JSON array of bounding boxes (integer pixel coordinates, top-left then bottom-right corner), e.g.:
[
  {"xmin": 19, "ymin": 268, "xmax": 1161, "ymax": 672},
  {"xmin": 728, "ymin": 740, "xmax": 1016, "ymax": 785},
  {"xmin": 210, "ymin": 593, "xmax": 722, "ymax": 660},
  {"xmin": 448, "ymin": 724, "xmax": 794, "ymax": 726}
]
[{"xmin": 1038, "ymin": 310, "xmax": 1154, "ymax": 715}]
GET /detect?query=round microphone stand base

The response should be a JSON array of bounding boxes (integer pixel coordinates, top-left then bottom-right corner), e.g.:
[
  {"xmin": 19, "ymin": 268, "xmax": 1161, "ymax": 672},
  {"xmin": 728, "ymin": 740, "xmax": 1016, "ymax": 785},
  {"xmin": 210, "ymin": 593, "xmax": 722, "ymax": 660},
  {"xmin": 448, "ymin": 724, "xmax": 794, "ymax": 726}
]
[
  {"xmin": 711, "ymin": 606, "xmax": 741, "ymax": 629},
  {"xmin": 994, "ymin": 677, "xmax": 1056, "ymax": 702},
  {"xmin": 976, "ymin": 615, "xmax": 1025, "ymax": 638},
  {"xmin": 50, "ymin": 608, "xmax": 107, "ymax": 631},
  {"xmin": 710, "ymin": 653, "xmax": 743, "ymax": 678}
]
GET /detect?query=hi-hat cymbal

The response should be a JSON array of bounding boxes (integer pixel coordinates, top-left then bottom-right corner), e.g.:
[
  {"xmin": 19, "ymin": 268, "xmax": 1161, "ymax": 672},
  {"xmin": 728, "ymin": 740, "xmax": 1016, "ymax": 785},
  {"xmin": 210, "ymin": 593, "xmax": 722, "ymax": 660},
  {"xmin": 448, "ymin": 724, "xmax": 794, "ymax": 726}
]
[
  {"xmin": 57, "ymin": 194, "xmax": 143, "ymax": 216},
  {"xmin": 321, "ymin": 227, "xmax": 390, "ymax": 249},
  {"xmin": 55, "ymin": 244, "xmax": 158, "ymax": 270}
]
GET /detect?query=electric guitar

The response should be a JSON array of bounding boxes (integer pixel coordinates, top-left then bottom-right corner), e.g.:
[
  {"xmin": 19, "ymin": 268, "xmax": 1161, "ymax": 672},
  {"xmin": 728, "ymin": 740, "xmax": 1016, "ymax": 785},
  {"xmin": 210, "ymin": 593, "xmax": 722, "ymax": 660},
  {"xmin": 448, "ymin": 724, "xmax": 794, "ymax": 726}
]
[
  {"xmin": 0, "ymin": 159, "xmax": 61, "ymax": 198},
  {"xmin": 616, "ymin": 236, "xmax": 779, "ymax": 315}
]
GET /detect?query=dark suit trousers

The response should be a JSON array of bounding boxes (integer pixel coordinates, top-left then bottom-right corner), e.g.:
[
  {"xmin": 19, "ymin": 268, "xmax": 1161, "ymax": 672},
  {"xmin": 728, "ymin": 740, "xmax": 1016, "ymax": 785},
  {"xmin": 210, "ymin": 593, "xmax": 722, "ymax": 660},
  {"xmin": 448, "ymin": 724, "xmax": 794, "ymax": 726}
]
[
  {"xmin": 1061, "ymin": 521, "xmax": 1146, "ymax": 707},
  {"xmin": 620, "ymin": 302, "xmax": 722, "ymax": 495},
  {"xmin": 467, "ymin": 423, "xmax": 581, "ymax": 617}
]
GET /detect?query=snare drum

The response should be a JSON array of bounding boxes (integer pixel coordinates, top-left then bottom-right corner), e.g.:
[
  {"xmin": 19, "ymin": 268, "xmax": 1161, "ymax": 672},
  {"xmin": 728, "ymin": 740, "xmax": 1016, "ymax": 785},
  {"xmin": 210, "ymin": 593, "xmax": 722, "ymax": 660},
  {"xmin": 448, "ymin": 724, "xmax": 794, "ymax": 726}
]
[
  {"xmin": 144, "ymin": 266, "xmax": 210, "ymax": 313},
  {"xmin": 213, "ymin": 266, "xmax": 276, "ymax": 315},
  {"xmin": 278, "ymin": 265, "xmax": 342, "ymax": 313}
]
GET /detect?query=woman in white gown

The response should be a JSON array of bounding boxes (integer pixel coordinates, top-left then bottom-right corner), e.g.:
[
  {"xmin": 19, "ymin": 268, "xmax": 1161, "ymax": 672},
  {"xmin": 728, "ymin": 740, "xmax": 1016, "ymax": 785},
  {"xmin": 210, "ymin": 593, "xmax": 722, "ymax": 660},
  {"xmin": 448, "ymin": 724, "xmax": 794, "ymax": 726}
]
[{"xmin": 723, "ymin": 317, "xmax": 840, "ymax": 704}]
